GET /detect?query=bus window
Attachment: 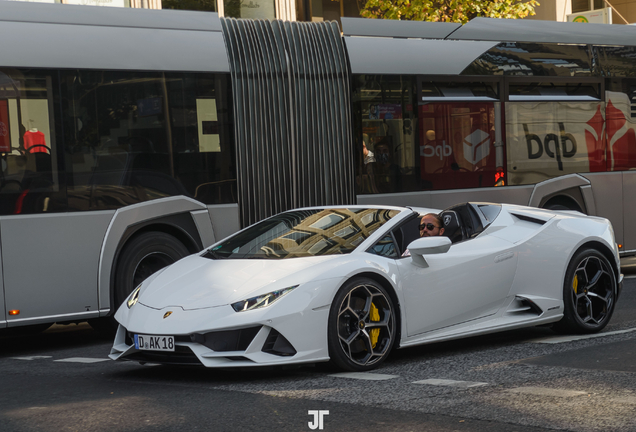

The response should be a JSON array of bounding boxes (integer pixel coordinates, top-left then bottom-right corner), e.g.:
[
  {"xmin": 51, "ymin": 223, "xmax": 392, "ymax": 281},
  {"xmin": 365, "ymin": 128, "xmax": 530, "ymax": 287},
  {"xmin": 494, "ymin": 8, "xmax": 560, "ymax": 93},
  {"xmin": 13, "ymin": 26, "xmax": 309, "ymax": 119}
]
[
  {"xmin": 462, "ymin": 42, "xmax": 593, "ymax": 77},
  {"xmin": 60, "ymin": 71, "xmax": 236, "ymax": 211},
  {"xmin": 418, "ymin": 102, "xmax": 499, "ymax": 190},
  {"xmin": 604, "ymin": 88, "xmax": 636, "ymax": 172},
  {"xmin": 0, "ymin": 69, "xmax": 62, "ymax": 215},
  {"xmin": 505, "ymin": 101, "xmax": 605, "ymax": 185},
  {"xmin": 353, "ymin": 75, "xmax": 418, "ymax": 194}
]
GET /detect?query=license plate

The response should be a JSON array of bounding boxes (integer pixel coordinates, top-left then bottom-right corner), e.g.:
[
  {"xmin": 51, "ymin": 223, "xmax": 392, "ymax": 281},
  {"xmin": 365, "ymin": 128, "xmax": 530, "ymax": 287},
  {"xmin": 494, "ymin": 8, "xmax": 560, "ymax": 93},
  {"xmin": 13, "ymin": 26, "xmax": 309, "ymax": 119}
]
[{"xmin": 134, "ymin": 334, "xmax": 175, "ymax": 352}]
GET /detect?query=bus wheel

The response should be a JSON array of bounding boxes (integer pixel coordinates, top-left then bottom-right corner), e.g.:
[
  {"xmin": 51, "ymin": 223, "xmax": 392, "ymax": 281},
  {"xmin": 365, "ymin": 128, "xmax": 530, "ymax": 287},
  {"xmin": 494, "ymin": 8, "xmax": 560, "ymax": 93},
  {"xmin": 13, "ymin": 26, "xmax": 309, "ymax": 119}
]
[{"xmin": 114, "ymin": 232, "xmax": 190, "ymax": 309}]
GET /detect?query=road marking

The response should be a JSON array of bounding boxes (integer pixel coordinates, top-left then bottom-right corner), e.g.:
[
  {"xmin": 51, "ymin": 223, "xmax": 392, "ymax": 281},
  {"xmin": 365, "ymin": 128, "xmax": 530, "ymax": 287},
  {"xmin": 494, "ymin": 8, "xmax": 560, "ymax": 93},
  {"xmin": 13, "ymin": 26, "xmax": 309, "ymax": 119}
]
[
  {"xmin": 329, "ymin": 372, "xmax": 398, "ymax": 381},
  {"xmin": 412, "ymin": 379, "xmax": 489, "ymax": 388},
  {"xmin": 528, "ymin": 327, "xmax": 636, "ymax": 344},
  {"xmin": 506, "ymin": 387, "xmax": 587, "ymax": 397},
  {"xmin": 54, "ymin": 357, "xmax": 109, "ymax": 364},
  {"xmin": 10, "ymin": 356, "xmax": 52, "ymax": 361}
]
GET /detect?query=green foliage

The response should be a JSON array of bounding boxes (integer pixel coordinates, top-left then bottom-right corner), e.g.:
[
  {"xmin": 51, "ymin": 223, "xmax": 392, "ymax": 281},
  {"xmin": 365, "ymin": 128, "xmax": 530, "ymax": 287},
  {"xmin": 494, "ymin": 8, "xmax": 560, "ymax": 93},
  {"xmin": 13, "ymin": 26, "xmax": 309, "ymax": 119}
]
[{"xmin": 360, "ymin": 0, "xmax": 539, "ymax": 23}]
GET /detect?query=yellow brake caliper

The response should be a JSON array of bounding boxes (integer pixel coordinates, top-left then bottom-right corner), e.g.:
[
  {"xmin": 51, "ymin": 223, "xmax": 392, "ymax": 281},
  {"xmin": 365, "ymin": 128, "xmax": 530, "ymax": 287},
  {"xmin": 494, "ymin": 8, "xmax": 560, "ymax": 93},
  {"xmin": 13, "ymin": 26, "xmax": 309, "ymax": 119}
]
[
  {"xmin": 369, "ymin": 303, "xmax": 380, "ymax": 348},
  {"xmin": 573, "ymin": 274, "xmax": 578, "ymax": 294}
]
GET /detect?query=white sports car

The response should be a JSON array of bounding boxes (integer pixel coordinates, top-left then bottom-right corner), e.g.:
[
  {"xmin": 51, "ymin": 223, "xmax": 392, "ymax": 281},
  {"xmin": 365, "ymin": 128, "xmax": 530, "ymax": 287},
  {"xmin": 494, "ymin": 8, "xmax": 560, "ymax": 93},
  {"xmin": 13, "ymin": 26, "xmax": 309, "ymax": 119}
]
[{"xmin": 110, "ymin": 203, "xmax": 622, "ymax": 371}]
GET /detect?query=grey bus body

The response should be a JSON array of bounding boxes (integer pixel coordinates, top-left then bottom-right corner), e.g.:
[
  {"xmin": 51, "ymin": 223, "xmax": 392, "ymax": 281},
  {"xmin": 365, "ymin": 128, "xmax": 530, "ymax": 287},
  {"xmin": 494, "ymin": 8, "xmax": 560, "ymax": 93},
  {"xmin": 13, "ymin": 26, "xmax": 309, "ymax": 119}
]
[
  {"xmin": 0, "ymin": 2, "xmax": 238, "ymax": 328},
  {"xmin": 1, "ymin": 1, "xmax": 635, "ymax": 330},
  {"xmin": 344, "ymin": 17, "xmax": 636, "ymax": 255}
]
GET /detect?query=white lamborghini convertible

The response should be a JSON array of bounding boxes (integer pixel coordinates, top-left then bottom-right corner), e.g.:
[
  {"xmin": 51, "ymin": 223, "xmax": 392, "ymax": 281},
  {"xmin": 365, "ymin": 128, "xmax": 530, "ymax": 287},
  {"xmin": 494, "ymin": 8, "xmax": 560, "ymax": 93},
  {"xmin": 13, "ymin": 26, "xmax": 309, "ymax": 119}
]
[{"xmin": 110, "ymin": 203, "xmax": 622, "ymax": 371}]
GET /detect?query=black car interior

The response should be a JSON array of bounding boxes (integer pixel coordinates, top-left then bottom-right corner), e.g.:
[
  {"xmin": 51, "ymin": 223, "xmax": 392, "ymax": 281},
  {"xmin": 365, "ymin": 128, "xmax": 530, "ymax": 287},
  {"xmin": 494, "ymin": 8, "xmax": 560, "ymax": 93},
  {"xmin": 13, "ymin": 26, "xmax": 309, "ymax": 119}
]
[{"xmin": 392, "ymin": 203, "xmax": 495, "ymax": 255}]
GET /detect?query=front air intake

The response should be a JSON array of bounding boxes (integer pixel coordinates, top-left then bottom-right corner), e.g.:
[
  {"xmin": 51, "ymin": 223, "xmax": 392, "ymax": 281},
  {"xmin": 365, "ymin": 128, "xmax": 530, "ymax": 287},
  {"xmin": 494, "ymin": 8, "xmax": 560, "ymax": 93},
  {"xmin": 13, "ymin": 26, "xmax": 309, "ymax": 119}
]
[
  {"xmin": 192, "ymin": 326, "xmax": 261, "ymax": 352},
  {"xmin": 262, "ymin": 329, "xmax": 297, "ymax": 357}
]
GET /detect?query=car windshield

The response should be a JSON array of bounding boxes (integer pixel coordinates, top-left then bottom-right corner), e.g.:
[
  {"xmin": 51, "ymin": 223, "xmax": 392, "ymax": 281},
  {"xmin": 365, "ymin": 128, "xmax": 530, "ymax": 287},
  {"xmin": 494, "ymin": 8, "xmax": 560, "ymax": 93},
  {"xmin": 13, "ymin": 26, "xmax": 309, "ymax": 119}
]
[{"xmin": 205, "ymin": 208, "xmax": 400, "ymax": 259}]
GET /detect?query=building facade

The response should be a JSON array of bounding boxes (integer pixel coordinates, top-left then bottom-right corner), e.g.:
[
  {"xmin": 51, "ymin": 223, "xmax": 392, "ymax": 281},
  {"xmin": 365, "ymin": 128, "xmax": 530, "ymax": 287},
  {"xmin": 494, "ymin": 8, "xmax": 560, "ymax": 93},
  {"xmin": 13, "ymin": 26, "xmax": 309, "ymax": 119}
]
[{"xmin": 528, "ymin": 0, "xmax": 636, "ymax": 24}]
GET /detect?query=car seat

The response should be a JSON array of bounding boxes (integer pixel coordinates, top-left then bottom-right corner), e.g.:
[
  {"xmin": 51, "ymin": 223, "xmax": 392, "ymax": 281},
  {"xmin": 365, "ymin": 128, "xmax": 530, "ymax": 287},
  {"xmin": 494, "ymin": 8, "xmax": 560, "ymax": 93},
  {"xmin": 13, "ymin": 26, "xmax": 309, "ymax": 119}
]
[{"xmin": 439, "ymin": 210, "xmax": 465, "ymax": 243}]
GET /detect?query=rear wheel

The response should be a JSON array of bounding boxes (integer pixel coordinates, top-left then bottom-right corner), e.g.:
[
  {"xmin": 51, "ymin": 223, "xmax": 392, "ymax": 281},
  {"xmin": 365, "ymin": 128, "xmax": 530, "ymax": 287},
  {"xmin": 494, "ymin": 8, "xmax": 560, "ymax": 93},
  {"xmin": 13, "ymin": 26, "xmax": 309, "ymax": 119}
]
[
  {"xmin": 328, "ymin": 278, "xmax": 396, "ymax": 371},
  {"xmin": 554, "ymin": 249, "xmax": 617, "ymax": 334}
]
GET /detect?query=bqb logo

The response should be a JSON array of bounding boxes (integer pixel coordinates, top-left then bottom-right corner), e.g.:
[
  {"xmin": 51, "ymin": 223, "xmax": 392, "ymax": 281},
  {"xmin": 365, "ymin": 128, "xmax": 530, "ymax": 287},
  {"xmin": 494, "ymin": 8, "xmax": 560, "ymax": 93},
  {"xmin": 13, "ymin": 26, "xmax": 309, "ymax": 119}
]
[
  {"xmin": 308, "ymin": 410, "xmax": 329, "ymax": 430},
  {"xmin": 524, "ymin": 123, "xmax": 577, "ymax": 171}
]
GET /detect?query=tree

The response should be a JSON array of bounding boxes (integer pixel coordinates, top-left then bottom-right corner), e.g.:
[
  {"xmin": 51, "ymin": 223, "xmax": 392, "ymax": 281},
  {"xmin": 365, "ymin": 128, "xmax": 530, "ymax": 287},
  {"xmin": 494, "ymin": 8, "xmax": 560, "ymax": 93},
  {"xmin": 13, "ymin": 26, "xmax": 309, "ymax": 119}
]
[{"xmin": 360, "ymin": 0, "xmax": 539, "ymax": 23}]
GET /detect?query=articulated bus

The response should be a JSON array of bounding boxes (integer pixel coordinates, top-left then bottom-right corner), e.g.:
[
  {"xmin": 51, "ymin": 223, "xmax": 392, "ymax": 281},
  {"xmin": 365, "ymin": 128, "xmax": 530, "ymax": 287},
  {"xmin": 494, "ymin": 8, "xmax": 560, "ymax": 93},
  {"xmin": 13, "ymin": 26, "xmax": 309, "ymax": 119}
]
[{"xmin": 2, "ymin": 1, "xmax": 636, "ymax": 331}]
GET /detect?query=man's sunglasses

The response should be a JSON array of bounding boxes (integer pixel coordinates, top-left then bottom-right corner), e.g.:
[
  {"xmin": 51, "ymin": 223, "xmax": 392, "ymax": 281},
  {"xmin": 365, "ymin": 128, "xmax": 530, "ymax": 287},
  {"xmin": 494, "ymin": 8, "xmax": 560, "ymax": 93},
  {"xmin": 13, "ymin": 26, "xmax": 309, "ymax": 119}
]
[{"xmin": 419, "ymin": 223, "xmax": 440, "ymax": 231}]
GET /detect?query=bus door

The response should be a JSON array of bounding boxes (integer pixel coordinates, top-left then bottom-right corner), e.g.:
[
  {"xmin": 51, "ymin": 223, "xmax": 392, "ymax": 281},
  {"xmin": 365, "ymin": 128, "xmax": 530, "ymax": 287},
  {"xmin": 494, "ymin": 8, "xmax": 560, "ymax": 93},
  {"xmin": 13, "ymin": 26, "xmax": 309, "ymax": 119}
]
[{"xmin": 418, "ymin": 79, "xmax": 504, "ymax": 191}]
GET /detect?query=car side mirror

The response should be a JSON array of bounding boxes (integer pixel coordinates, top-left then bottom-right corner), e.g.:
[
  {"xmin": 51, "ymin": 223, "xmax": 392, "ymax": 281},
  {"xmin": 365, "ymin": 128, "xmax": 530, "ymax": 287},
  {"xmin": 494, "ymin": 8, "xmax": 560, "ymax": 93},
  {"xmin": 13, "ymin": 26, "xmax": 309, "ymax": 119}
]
[{"xmin": 407, "ymin": 236, "xmax": 452, "ymax": 268}]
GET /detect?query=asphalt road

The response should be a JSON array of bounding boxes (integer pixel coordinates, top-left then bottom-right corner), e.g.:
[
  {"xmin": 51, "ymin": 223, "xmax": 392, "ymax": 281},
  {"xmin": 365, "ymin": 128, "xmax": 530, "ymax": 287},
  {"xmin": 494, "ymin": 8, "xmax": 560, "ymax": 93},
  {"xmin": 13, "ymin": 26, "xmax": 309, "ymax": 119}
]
[{"xmin": 1, "ymin": 278, "xmax": 635, "ymax": 432}]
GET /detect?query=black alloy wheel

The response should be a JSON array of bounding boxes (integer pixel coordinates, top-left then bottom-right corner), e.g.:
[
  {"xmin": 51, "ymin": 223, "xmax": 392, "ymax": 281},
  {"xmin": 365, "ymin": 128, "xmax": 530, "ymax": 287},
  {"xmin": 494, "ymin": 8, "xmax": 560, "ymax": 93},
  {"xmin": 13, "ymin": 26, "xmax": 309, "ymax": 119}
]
[
  {"xmin": 555, "ymin": 248, "xmax": 617, "ymax": 334},
  {"xmin": 328, "ymin": 277, "xmax": 396, "ymax": 371}
]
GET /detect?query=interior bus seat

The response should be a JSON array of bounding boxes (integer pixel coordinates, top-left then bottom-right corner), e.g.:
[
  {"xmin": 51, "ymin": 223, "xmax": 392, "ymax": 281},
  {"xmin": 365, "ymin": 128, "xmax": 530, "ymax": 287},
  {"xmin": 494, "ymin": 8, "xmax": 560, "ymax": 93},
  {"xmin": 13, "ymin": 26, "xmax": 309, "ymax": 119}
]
[
  {"xmin": 29, "ymin": 152, "xmax": 53, "ymax": 182},
  {"xmin": 19, "ymin": 174, "xmax": 55, "ymax": 212},
  {"xmin": 0, "ymin": 179, "xmax": 22, "ymax": 194}
]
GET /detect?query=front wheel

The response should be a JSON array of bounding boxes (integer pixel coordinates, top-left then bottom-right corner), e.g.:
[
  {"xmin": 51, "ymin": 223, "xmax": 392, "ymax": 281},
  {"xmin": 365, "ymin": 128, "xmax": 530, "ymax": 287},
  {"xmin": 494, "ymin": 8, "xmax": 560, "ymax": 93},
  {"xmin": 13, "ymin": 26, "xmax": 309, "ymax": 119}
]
[
  {"xmin": 554, "ymin": 249, "xmax": 617, "ymax": 334},
  {"xmin": 328, "ymin": 278, "xmax": 396, "ymax": 371}
]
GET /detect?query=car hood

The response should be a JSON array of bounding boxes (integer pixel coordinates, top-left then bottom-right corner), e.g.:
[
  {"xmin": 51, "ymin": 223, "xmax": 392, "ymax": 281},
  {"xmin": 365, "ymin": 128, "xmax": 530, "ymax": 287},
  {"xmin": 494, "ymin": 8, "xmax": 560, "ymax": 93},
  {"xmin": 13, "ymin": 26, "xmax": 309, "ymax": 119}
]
[{"xmin": 137, "ymin": 254, "xmax": 340, "ymax": 310}]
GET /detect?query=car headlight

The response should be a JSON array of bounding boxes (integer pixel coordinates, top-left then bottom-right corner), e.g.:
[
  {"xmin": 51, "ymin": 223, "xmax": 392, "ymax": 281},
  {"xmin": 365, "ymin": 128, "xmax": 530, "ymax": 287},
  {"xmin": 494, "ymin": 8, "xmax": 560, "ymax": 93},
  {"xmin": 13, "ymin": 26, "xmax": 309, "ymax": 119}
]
[
  {"xmin": 231, "ymin": 285, "xmax": 298, "ymax": 312},
  {"xmin": 127, "ymin": 285, "xmax": 142, "ymax": 308}
]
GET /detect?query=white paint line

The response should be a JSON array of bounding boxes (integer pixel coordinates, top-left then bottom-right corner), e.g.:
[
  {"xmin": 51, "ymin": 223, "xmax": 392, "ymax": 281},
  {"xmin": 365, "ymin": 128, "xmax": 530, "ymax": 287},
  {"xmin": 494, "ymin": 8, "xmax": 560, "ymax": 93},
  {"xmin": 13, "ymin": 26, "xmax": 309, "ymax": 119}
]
[
  {"xmin": 329, "ymin": 372, "xmax": 399, "ymax": 381},
  {"xmin": 54, "ymin": 357, "xmax": 110, "ymax": 364},
  {"xmin": 412, "ymin": 379, "xmax": 489, "ymax": 388},
  {"xmin": 506, "ymin": 387, "xmax": 588, "ymax": 398},
  {"xmin": 528, "ymin": 327, "xmax": 636, "ymax": 344},
  {"xmin": 10, "ymin": 356, "xmax": 52, "ymax": 361}
]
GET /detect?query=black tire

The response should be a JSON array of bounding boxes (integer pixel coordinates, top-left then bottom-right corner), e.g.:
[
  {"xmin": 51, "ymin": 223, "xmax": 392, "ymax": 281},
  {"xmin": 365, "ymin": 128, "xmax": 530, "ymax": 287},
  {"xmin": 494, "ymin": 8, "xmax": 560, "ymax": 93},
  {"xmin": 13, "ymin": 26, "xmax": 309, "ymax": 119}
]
[
  {"xmin": 114, "ymin": 232, "xmax": 190, "ymax": 309},
  {"xmin": 328, "ymin": 277, "xmax": 396, "ymax": 371},
  {"xmin": 544, "ymin": 200, "xmax": 583, "ymax": 213},
  {"xmin": 554, "ymin": 248, "xmax": 617, "ymax": 334}
]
